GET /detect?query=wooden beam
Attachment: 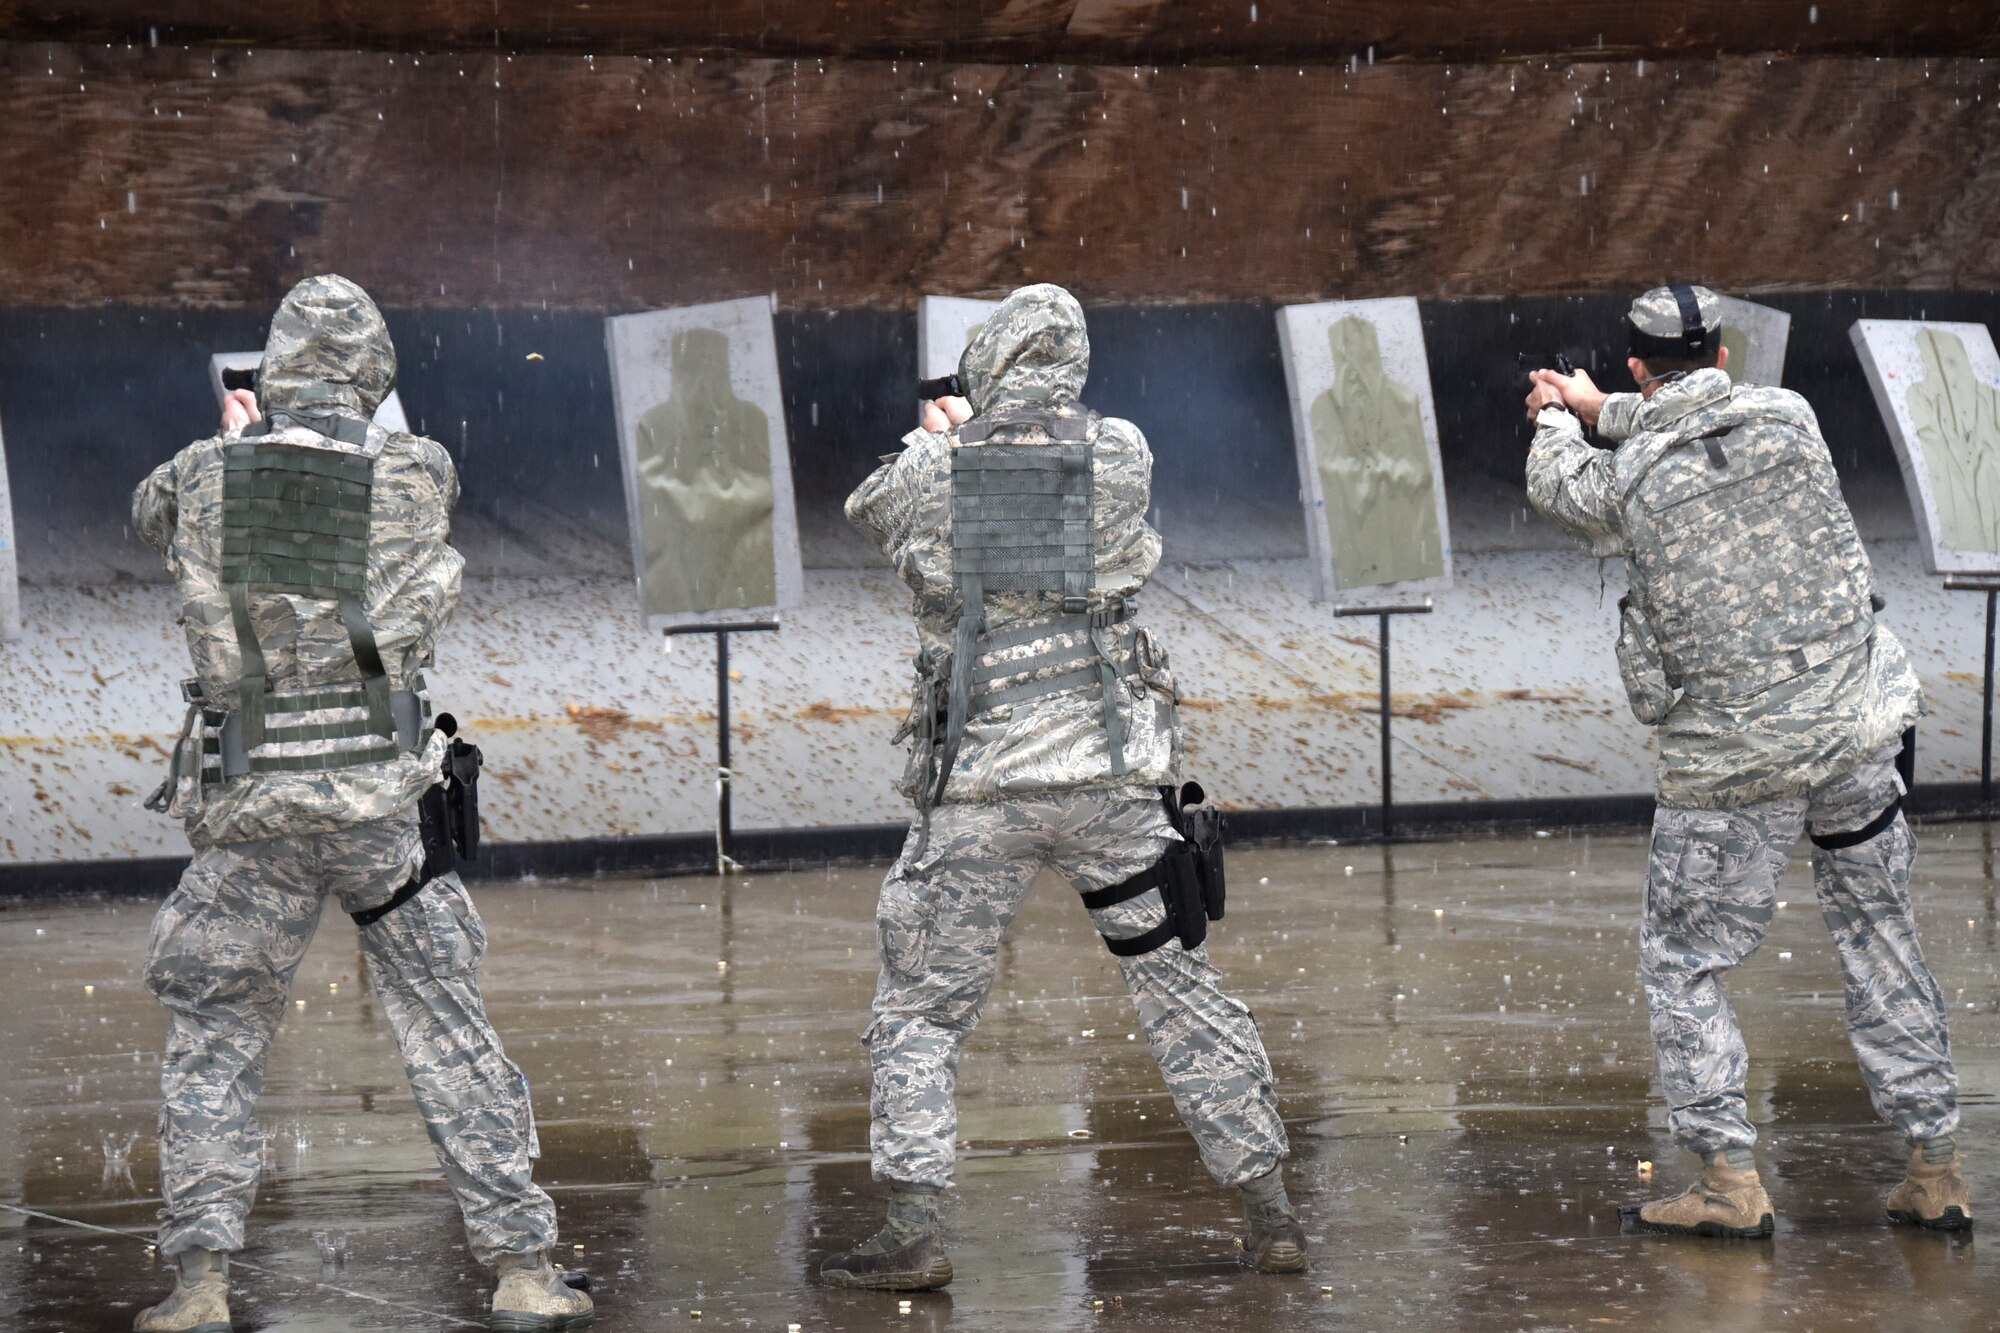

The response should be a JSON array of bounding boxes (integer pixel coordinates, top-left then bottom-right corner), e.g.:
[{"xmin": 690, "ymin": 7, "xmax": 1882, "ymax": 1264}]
[
  {"xmin": 1, "ymin": 44, "xmax": 1994, "ymax": 311},
  {"xmin": 3, "ymin": 0, "xmax": 1996, "ymax": 63}
]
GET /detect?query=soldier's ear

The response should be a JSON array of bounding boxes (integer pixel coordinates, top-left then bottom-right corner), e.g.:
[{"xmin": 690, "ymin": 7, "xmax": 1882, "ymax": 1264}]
[
  {"xmin": 1628, "ymin": 356, "xmax": 1647, "ymax": 385},
  {"xmin": 1714, "ymin": 345, "xmax": 1730, "ymax": 374}
]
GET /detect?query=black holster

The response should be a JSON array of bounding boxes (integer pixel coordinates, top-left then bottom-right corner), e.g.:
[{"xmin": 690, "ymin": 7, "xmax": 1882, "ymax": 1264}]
[
  {"xmin": 351, "ymin": 734, "xmax": 484, "ymax": 927},
  {"xmin": 1081, "ymin": 782, "xmax": 1227, "ymax": 957}
]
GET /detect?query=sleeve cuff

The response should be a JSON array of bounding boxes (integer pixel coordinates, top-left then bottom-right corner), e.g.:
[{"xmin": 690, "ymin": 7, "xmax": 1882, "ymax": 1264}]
[{"xmin": 1597, "ymin": 393, "xmax": 1643, "ymax": 442}]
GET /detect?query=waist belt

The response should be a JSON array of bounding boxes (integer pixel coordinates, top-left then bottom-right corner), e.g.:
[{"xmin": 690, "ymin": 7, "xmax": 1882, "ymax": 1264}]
[{"xmin": 188, "ymin": 675, "xmax": 431, "ymax": 781}]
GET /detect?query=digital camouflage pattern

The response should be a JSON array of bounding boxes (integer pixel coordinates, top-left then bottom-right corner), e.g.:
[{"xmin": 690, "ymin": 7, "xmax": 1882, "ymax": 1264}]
[
  {"xmin": 133, "ymin": 274, "xmax": 464, "ymax": 847},
  {"xmin": 1627, "ymin": 284, "xmax": 1724, "ymax": 339},
  {"xmin": 1641, "ymin": 749, "xmax": 1957, "ymax": 1154},
  {"xmin": 846, "ymin": 283, "xmax": 1179, "ymax": 802},
  {"xmin": 865, "ymin": 791, "xmax": 1287, "ymax": 1189},
  {"xmin": 145, "ymin": 815, "xmax": 557, "ymax": 1264},
  {"xmin": 1527, "ymin": 367, "xmax": 1921, "ymax": 808}
]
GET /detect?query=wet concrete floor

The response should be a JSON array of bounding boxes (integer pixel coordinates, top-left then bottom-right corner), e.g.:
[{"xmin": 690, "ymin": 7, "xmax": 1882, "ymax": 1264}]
[{"xmin": 1, "ymin": 825, "xmax": 1996, "ymax": 1332}]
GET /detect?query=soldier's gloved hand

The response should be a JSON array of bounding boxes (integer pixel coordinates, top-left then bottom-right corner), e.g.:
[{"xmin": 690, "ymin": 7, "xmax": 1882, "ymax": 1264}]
[
  {"xmin": 1532, "ymin": 367, "xmax": 1607, "ymax": 429},
  {"xmin": 921, "ymin": 395, "xmax": 973, "ymax": 433},
  {"xmin": 221, "ymin": 389, "xmax": 262, "ymax": 434}
]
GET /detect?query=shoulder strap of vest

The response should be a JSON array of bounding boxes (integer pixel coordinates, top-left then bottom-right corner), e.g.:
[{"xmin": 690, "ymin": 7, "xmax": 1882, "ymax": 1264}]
[
  {"xmin": 241, "ymin": 408, "xmax": 374, "ymax": 448},
  {"xmin": 1618, "ymin": 410, "xmax": 1802, "ymax": 502},
  {"xmin": 955, "ymin": 405, "xmax": 1092, "ymax": 444}
]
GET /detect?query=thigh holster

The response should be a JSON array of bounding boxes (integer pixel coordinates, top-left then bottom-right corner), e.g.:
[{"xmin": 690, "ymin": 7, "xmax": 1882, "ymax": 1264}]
[
  {"xmin": 1081, "ymin": 783, "xmax": 1227, "ymax": 957},
  {"xmin": 350, "ymin": 720, "xmax": 484, "ymax": 927}
]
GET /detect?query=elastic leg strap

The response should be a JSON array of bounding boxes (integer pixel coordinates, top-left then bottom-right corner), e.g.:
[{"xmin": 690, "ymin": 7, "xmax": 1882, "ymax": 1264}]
[
  {"xmin": 350, "ymin": 870, "xmax": 427, "ymax": 928},
  {"xmin": 1084, "ymin": 860, "xmax": 1176, "ymax": 957},
  {"xmin": 1105, "ymin": 920, "xmax": 1177, "ymax": 957},
  {"xmin": 1809, "ymin": 797, "xmax": 1903, "ymax": 851}
]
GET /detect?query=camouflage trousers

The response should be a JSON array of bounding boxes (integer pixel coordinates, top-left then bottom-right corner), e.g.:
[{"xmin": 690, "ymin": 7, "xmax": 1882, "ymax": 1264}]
[
  {"xmin": 866, "ymin": 789, "xmax": 1288, "ymax": 1190},
  {"xmin": 144, "ymin": 811, "xmax": 557, "ymax": 1264},
  {"xmin": 1642, "ymin": 747, "xmax": 1958, "ymax": 1155}
]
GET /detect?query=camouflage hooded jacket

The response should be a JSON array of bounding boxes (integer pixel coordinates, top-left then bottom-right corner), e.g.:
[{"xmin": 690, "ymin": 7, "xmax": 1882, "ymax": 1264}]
[
  {"xmin": 846, "ymin": 284, "xmax": 1181, "ymax": 805},
  {"xmin": 1526, "ymin": 369, "xmax": 1921, "ymax": 809},
  {"xmin": 133, "ymin": 275, "xmax": 463, "ymax": 846}
]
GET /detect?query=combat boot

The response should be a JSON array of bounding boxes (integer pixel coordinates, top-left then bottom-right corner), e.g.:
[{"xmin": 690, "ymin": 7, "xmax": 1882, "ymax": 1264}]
[
  {"xmin": 819, "ymin": 1184, "xmax": 953, "ymax": 1291},
  {"xmin": 1238, "ymin": 1167, "xmax": 1309, "ymax": 1273},
  {"xmin": 1886, "ymin": 1140, "xmax": 1974, "ymax": 1232},
  {"xmin": 133, "ymin": 1248, "xmax": 231, "ymax": 1333},
  {"xmin": 490, "ymin": 1249, "xmax": 594, "ymax": 1330},
  {"xmin": 1635, "ymin": 1151, "xmax": 1774, "ymax": 1238}
]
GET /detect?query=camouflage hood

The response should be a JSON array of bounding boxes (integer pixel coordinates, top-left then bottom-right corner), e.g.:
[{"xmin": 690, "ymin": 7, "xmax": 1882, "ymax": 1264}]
[
  {"xmin": 957, "ymin": 283, "xmax": 1090, "ymax": 414},
  {"xmin": 257, "ymin": 275, "xmax": 397, "ymax": 420}
]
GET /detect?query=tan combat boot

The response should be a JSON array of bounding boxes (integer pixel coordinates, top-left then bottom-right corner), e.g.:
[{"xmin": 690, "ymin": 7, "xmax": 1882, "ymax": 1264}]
[
  {"xmin": 133, "ymin": 1248, "xmax": 231, "ymax": 1333},
  {"xmin": 490, "ymin": 1249, "xmax": 594, "ymax": 1330},
  {"xmin": 1635, "ymin": 1153, "xmax": 1774, "ymax": 1239},
  {"xmin": 1886, "ymin": 1141, "xmax": 1974, "ymax": 1232}
]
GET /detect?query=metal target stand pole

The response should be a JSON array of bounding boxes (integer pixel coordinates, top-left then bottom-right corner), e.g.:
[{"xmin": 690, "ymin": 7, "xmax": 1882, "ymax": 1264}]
[
  {"xmin": 1334, "ymin": 601, "xmax": 1434, "ymax": 840},
  {"xmin": 667, "ymin": 621, "xmax": 779, "ymax": 875},
  {"xmin": 1943, "ymin": 577, "xmax": 2000, "ymax": 811}
]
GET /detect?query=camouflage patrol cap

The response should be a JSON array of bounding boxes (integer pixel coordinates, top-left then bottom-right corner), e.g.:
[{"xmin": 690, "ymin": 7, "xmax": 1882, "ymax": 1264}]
[{"xmin": 1627, "ymin": 284, "xmax": 1723, "ymax": 360}]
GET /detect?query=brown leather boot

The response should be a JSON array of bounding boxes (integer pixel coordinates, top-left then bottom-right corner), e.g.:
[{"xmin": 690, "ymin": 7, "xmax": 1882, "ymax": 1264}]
[
  {"xmin": 1886, "ymin": 1143, "xmax": 1974, "ymax": 1232},
  {"xmin": 133, "ymin": 1249, "xmax": 231, "ymax": 1333},
  {"xmin": 1635, "ymin": 1154, "xmax": 1774, "ymax": 1239}
]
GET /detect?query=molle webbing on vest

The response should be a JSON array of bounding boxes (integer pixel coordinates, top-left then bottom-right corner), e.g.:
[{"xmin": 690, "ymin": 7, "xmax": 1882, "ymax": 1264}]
[
  {"xmin": 950, "ymin": 416, "xmax": 1094, "ymax": 610},
  {"xmin": 968, "ymin": 614, "xmax": 1143, "ymax": 712},
  {"xmin": 220, "ymin": 442, "xmax": 372, "ymax": 597},
  {"xmin": 912, "ymin": 407, "xmax": 1120, "ymax": 854},
  {"xmin": 1624, "ymin": 412, "xmax": 1876, "ymax": 701},
  {"xmin": 215, "ymin": 428, "xmax": 405, "ymax": 776}
]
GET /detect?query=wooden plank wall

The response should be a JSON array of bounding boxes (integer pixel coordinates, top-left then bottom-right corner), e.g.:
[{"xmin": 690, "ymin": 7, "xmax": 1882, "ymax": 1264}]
[
  {"xmin": 1, "ymin": 42, "xmax": 1995, "ymax": 311},
  {"xmin": 6, "ymin": 1, "xmax": 1997, "ymax": 62}
]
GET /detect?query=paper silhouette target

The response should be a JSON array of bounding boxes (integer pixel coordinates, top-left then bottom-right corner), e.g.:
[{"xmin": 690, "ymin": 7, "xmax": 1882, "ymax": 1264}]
[
  {"xmin": 918, "ymin": 296, "xmax": 1002, "ymax": 395},
  {"xmin": 0, "ymin": 411, "xmax": 17, "ymax": 639},
  {"xmin": 606, "ymin": 297, "xmax": 803, "ymax": 630},
  {"xmin": 1710, "ymin": 295, "xmax": 1791, "ymax": 388},
  {"xmin": 1277, "ymin": 298, "xmax": 1453, "ymax": 606},
  {"xmin": 1852, "ymin": 319, "xmax": 2000, "ymax": 577}
]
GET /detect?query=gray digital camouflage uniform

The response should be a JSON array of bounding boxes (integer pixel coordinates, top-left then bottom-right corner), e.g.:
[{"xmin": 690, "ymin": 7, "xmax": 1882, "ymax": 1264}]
[
  {"xmin": 133, "ymin": 275, "xmax": 557, "ymax": 1265},
  {"xmin": 846, "ymin": 284, "xmax": 1288, "ymax": 1192},
  {"xmin": 1526, "ymin": 294, "xmax": 1955, "ymax": 1156}
]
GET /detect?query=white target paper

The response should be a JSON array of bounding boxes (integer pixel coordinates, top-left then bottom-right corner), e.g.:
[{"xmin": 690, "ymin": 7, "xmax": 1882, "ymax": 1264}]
[
  {"xmin": 1852, "ymin": 318, "xmax": 2000, "ymax": 577},
  {"xmin": 605, "ymin": 297, "xmax": 802, "ymax": 631},
  {"xmin": 1276, "ymin": 297, "xmax": 1453, "ymax": 607},
  {"xmin": 0, "ymin": 411, "xmax": 18, "ymax": 639},
  {"xmin": 1711, "ymin": 295, "xmax": 1791, "ymax": 388}
]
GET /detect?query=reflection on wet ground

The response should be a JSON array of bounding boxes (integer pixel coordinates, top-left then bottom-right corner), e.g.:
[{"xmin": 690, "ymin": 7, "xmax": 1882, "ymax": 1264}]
[{"xmin": 1, "ymin": 825, "xmax": 1995, "ymax": 1331}]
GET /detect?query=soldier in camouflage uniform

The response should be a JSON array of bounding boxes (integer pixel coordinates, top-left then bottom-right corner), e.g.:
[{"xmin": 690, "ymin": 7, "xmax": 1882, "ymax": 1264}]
[
  {"xmin": 823, "ymin": 284, "xmax": 1302, "ymax": 1291},
  {"xmin": 130, "ymin": 276, "xmax": 591, "ymax": 1330},
  {"xmin": 1525, "ymin": 285, "xmax": 1968, "ymax": 1237}
]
